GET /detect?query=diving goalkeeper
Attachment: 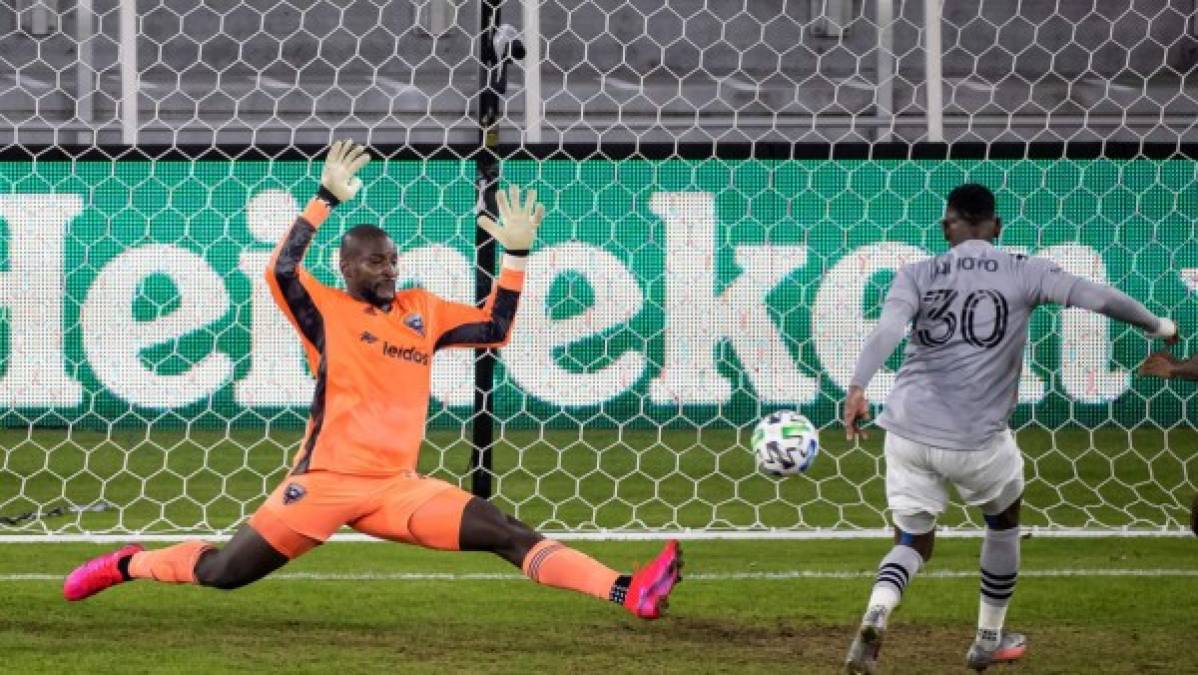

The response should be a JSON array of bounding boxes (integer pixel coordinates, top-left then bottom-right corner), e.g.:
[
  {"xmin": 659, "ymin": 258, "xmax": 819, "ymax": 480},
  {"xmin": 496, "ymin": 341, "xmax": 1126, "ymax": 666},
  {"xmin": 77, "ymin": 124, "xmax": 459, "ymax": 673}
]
[{"xmin": 64, "ymin": 141, "xmax": 682, "ymax": 620}]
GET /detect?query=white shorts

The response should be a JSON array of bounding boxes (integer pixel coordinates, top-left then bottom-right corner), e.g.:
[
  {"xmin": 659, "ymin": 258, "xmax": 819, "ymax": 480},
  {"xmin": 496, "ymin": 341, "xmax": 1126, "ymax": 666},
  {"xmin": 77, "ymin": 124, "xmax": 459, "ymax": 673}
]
[{"xmin": 885, "ymin": 429, "xmax": 1025, "ymax": 535}]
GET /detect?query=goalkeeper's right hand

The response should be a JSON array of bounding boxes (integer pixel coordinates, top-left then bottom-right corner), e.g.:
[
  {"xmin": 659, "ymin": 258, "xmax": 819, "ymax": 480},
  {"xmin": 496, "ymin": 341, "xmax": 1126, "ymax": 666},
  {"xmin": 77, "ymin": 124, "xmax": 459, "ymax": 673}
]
[{"xmin": 320, "ymin": 140, "xmax": 371, "ymax": 204}]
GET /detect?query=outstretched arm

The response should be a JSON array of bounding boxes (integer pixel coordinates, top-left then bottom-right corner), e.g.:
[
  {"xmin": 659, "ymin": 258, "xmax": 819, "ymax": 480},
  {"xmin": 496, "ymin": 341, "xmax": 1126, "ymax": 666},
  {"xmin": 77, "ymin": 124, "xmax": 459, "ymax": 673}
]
[
  {"xmin": 265, "ymin": 140, "xmax": 371, "ymax": 367},
  {"xmin": 1062, "ymin": 278, "xmax": 1177, "ymax": 340},
  {"xmin": 432, "ymin": 257, "xmax": 527, "ymax": 350},
  {"xmin": 1025, "ymin": 257, "xmax": 1176, "ymax": 341},
  {"xmin": 433, "ymin": 185, "xmax": 545, "ymax": 350}
]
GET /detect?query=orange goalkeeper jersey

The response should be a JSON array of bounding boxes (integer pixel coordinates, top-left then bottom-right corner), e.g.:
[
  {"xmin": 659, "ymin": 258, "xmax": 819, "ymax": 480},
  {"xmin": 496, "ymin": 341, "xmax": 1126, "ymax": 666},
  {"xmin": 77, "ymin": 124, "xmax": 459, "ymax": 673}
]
[{"xmin": 264, "ymin": 196, "xmax": 525, "ymax": 476}]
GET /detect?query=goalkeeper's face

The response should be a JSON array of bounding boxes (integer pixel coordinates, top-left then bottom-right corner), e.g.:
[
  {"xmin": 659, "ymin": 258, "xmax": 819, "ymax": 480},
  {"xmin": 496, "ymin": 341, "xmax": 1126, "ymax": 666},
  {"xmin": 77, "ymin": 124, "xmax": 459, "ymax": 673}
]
[{"xmin": 340, "ymin": 228, "xmax": 399, "ymax": 307}]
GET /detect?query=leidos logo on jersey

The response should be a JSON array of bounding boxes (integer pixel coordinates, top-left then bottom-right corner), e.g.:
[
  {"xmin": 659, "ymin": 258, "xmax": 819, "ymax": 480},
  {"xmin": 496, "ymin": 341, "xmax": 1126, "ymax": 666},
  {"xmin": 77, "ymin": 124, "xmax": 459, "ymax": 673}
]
[
  {"xmin": 360, "ymin": 330, "xmax": 429, "ymax": 366},
  {"xmin": 381, "ymin": 341, "xmax": 431, "ymax": 366}
]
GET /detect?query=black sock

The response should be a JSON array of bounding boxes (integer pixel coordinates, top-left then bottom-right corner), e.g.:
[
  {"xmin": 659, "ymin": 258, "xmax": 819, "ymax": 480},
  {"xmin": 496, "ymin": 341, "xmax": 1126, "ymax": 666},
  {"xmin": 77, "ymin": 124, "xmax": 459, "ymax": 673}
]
[
  {"xmin": 608, "ymin": 575, "xmax": 631, "ymax": 604},
  {"xmin": 117, "ymin": 554, "xmax": 133, "ymax": 581}
]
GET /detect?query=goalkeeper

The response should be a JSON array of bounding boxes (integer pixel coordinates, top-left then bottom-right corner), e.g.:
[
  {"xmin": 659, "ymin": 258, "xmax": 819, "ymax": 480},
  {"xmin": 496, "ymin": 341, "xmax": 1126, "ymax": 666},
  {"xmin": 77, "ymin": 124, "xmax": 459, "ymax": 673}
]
[{"xmin": 64, "ymin": 141, "xmax": 682, "ymax": 620}]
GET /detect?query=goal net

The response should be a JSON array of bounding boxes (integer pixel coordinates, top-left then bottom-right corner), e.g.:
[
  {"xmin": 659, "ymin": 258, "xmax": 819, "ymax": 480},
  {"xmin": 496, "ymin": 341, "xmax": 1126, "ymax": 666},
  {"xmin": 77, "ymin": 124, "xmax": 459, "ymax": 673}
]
[{"xmin": 1, "ymin": 0, "xmax": 1195, "ymax": 538}]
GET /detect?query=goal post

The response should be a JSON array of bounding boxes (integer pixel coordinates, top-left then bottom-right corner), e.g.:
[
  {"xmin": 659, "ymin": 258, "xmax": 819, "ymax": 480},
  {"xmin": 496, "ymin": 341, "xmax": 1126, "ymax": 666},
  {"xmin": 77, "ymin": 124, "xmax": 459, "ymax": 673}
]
[{"xmin": 0, "ymin": 1, "xmax": 1196, "ymax": 539}]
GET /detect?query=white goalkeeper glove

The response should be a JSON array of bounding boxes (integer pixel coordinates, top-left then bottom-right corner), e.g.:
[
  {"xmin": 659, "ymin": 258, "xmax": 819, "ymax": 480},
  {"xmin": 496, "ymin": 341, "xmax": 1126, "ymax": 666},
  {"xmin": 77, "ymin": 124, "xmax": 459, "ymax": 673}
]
[
  {"xmin": 320, "ymin": 139, "xmax": 371, "ymax": 204},
  {"xmin": 477, "ymin": 184, "xmax": 545, "ymax": 254}
]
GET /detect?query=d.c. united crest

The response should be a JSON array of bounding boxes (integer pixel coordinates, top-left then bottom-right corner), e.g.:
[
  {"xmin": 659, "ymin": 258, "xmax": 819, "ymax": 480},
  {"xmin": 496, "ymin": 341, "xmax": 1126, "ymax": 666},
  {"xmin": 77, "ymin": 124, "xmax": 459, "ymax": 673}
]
[
  {"xmin": 404, "ymin": 312, "xmax": 425, "ymax": 337},
  {"xmin": 282, "ymin": 482, "xmax": 306, "ymax": 505}
]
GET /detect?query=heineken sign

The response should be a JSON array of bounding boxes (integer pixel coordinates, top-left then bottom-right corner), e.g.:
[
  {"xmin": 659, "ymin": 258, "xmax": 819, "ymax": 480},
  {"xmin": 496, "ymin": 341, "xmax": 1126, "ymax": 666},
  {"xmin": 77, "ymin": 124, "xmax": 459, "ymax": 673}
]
[{"xmin": 0, "ymin": 159, "xmax": 1191, "ymax": 426}]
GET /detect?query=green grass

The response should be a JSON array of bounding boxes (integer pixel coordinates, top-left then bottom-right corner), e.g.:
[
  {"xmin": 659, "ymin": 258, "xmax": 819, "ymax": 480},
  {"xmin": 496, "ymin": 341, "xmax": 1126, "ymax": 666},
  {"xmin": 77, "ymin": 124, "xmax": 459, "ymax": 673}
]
[
  {"xmin": 2, "ymin": 538, "xmax": 1196, "ymax": 673},
  {"xmin": 3, "ymin": 426, "xmax": 1196, "ymax": 671},
  {"xmin": 1, "ymin": 427, "xmax": 1195, "ymax": 534}
]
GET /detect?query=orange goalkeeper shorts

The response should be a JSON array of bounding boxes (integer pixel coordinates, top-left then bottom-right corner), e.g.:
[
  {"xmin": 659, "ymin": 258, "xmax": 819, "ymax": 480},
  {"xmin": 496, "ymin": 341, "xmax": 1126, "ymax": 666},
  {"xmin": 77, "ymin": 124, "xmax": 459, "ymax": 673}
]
[{"xmin": 247, "ymin": 470, "xmax": 473, "ymax": 559}]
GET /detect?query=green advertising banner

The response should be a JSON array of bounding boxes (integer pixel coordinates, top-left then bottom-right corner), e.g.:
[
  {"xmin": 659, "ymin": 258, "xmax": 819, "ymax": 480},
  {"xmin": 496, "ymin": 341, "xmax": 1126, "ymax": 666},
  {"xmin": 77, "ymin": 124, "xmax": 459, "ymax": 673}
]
[{"xmin": 0, "ymin": 158, "xmax": 1194, "ymax": 429}]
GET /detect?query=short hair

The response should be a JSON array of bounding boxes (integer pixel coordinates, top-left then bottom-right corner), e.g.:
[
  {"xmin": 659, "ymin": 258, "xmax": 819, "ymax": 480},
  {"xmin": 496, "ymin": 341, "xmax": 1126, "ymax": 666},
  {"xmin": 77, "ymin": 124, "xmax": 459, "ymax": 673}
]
[
  {"xmin": 340, "ymin": 224, "xmax": 391, "ymax": 260},
  {"xmin": 946, "ymin": 183, "xmax": 996, "ymax": 224}
]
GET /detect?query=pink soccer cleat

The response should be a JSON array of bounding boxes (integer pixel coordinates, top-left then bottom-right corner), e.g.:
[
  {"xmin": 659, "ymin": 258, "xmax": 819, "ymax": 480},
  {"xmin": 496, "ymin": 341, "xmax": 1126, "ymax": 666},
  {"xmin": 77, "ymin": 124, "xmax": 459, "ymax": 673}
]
[
  {"xmin": 966, "ymin": 631, "xmax": 1028, "ymax": 671},
  {"xmin": 623, "ymin": 540, "xmax": 683, "ymax": 620},
  {"xmin": 63, "ymin": 543, "xmax": 143, "ymax": 601}
]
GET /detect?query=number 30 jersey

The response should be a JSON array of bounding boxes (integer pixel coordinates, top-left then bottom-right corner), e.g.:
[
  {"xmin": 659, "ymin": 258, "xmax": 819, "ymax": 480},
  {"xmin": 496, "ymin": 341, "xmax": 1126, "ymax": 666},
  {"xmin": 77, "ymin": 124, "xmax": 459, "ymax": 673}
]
[{"xmin": 877, "ymin": 239, "xmax": 1079, "ymax": 450}]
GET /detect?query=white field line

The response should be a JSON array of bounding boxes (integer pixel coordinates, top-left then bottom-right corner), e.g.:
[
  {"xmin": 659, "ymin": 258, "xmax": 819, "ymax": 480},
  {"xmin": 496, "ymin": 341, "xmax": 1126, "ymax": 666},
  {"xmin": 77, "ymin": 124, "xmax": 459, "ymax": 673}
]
[
  {"xmin": 0, "ymin": 528, "xmax": 1192, "ymax": 543},
  {"xmin": 4, "ymin": 569, "xmax": 1198, "ymax": 583}
]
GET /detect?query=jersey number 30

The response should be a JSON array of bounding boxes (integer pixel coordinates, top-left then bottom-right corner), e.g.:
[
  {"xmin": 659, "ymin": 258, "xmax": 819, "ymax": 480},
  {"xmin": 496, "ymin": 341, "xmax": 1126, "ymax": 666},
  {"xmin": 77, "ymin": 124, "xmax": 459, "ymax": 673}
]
[{"xmin": 916, "ymin": 288, "xmax": 1009, "ymax": 348}]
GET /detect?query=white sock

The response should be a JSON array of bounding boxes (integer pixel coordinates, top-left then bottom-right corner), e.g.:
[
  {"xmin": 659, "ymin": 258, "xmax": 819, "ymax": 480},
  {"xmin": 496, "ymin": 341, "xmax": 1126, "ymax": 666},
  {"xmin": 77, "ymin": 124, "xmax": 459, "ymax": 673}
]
[
  {"xmin": 977, "ymin": 526, "xmax": 1020, "ymax": 649},
  {"xmin": 862, "ymin": 545, "xmax": 923, "ymax": 628},
  {"xmin": 977, "ymin": 602, "xmax": 1008, "ymax": 648},
  {"xmin": 863, "ymin": 586, "xmax": 901, "ymax": 627}
]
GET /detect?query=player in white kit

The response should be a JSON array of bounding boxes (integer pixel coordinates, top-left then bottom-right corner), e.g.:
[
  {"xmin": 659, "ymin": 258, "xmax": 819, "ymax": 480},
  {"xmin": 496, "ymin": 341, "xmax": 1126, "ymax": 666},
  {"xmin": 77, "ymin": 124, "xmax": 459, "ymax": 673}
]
[{"xmin": 841, "ymin": 184, "xmax": 1178, "ymax": 673}]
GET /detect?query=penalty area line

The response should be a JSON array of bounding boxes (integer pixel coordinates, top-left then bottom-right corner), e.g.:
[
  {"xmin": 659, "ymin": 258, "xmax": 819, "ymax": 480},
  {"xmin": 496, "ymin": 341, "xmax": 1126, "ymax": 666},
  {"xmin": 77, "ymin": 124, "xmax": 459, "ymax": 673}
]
[{"xmin": 5, "ymin": 569, "xmax": 1198, "ymax": 582}]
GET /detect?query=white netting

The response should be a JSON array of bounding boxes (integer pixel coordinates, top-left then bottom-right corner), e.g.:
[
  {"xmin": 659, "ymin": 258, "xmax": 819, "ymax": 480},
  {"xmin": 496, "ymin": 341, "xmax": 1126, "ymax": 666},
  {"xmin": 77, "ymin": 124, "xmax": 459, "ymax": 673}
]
[{"xmin": 0, "ymin": 1, "xmax": 1195, "ymax": 538}]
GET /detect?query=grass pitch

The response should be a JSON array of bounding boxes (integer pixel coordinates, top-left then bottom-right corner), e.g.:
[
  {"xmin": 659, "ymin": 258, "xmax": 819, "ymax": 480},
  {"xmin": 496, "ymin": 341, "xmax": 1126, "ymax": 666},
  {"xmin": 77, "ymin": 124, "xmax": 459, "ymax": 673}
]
[
  {"xmin": 2, "ymin": 426, "xmax": 1195, "ymax": 534},
  {"xmin": 1, "ymin": 537, "xmax": 1196, "ymax": 673},
  {"xmin": 1, "ymin": 425, "xmax": 1195, "ymax": 671}
]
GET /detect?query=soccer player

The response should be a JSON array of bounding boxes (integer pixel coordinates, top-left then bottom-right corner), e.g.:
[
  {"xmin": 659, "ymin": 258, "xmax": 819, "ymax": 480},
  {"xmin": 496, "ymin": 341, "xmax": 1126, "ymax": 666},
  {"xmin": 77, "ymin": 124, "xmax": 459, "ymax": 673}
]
[
  {"xmin": 840, "ymin": 184, "xmax": 1177, "ymax": 673},
  {"xmin": 64, "ymin": 141, "xmax": 682, "ymax": 620}
]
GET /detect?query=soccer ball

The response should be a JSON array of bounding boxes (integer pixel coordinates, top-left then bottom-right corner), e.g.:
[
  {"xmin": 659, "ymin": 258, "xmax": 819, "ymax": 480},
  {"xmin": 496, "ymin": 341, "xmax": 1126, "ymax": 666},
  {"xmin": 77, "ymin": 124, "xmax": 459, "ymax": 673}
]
[{"xmin": 751, "ymin": 411, "xmax": 819, "ymax": 476}]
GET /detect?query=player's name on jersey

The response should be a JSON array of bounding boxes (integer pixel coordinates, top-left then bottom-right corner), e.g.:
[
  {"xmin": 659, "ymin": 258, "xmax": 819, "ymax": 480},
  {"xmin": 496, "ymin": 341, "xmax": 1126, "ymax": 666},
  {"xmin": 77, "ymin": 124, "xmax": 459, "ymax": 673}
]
[{"xmin": 0, "ymin": 191, "xmax": 1144, "ymax": 412}]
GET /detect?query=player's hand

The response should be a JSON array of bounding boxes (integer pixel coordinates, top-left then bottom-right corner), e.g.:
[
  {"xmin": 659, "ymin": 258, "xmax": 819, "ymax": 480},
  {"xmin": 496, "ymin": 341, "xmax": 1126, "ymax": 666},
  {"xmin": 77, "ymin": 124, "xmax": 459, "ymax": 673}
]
[
  {"xmin": 1139, "ymin": 351, "xmax": 1181, "ymax": 379},
  {"xmin": 477, "ymin": 184, "xmax": 545, "ymax": 252},
  {"xmin": 320, "ymin": 139, "xmax": 371, "ymax": 203},
  {"xmin": 843, "ymin": 386, "xmax": 871, "ymax": 441}
]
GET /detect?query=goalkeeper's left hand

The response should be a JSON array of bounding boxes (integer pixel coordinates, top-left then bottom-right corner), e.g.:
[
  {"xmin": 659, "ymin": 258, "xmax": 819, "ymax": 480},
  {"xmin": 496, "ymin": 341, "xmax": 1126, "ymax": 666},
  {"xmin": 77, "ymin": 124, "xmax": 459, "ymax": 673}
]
[{"xmin": 477, "ymin": 185, "xmax": 545, "ymax": 253}]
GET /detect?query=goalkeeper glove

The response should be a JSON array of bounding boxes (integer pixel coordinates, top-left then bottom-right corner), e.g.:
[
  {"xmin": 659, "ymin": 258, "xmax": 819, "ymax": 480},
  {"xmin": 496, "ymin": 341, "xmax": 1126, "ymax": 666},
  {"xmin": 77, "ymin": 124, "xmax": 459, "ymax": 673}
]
[
  {"xmin": 477, "ymin": 185, "xmax": 545, "ymax": 255},
  {"xmin": 319, "ymin": 140, "xmax": 371, "ymax": 204}
]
